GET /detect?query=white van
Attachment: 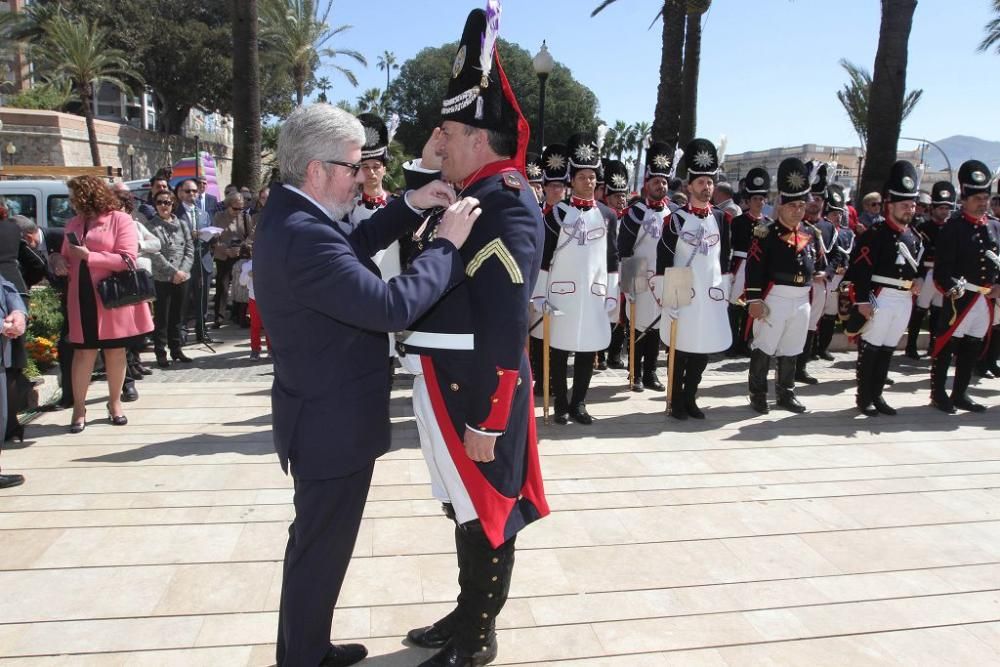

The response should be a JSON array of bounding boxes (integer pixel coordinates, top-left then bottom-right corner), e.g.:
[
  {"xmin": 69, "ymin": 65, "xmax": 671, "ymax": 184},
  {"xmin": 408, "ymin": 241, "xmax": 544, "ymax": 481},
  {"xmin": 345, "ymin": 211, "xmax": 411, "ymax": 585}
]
[{"xmin": 0, "ymin": 180, "xmax": 74, "ymax": 229}]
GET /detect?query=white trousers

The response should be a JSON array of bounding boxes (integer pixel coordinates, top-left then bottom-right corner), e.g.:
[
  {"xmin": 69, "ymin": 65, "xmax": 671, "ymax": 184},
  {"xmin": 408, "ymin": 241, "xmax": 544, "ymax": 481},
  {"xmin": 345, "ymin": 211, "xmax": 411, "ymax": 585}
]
[
  {"xmin": 915, "ymin": 268, "xmax": 944, "ymax": 309},
  {"xmin": 823, "ymin": 274, "xmax": 845, "ymax": 316},
  {"xmin": 403, "ymin": 354, "xmax": 477, "ymax": 524},
  {"xmin": 808, "ymin": 279, "xmax": 827, "ymax": 330},
  {"xmin": 861, "ymin": 288, "xmax": 912, "ymax": 347},
  {"xmin": 952, "ymin": 295, "xmax": 992, "ymax": 339},
  {"xmin": 751, "ymin": 285, "xmax": 811, "ymax": 357}
]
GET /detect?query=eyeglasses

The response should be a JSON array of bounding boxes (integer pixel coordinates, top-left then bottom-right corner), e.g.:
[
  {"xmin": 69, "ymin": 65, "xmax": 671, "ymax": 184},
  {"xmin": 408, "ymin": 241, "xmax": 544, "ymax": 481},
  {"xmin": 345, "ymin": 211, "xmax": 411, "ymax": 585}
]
[
  {"xmin": 155, "ymin": 200, "xmax": 173, "ymax": 206},
  {"xmin": 867, "ymin": 201, "xmax": 882, "ymax": 207},
  {"xmin": 322, "ymin": 159, "xmax": 362, "ymax": 177}
]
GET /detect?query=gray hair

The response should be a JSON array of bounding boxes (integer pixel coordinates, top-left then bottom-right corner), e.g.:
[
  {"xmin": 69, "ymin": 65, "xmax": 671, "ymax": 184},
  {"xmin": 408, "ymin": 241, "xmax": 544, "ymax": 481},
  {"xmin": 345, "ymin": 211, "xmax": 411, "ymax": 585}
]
[
  {"xmin": 224, "ymin": 192, "xmax": 244, "ymax": 208},
  {"xmin": 278, "ymin": 104, "xmax": 365, "ymax": 187},
  {"xmin": 9, "ymin": 214, "xmax": 37, "ymax": 234}
]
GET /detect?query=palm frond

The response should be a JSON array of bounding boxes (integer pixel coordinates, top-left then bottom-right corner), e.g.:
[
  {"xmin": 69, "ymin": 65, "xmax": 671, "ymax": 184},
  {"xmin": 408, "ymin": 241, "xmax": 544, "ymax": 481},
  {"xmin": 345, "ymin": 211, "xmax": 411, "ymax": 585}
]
[{"xmin": 590, "ymin": 0, "xmax": 618, "ymax": 17}]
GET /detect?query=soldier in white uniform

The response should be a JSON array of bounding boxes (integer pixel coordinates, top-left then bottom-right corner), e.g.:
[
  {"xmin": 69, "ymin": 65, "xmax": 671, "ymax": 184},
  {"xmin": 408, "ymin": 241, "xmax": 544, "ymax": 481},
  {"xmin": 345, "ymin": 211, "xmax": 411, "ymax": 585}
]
[
  {"xmin": 655, "ymin": 138, "xmax": 732, "ymax": 419},
  {"xmin": 531, "ymin": 133, "xmax": 619, "ymax": 425},
  {"xmin": 813, "ymin": 184, "xmax": 853, "ymax": 360},
  {"xmin": 745, "ymin": 158, "xmax": 819, "ymax": 414},
  {"xmin": 604, "ymin": 159, "xmax": 631, "ymax": 370},
  {"xmin": 618, "ymin": 142, "xmax": 674, "ymax": 392}
]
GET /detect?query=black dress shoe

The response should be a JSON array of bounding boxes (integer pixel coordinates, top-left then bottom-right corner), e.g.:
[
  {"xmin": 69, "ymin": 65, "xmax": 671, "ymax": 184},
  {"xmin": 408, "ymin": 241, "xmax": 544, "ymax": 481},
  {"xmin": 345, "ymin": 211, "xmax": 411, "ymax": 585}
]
[
  {"xmin": 777, "ymin": 394, "xmax": 807, "ymax": 413},
  {"xmin": 608, "ymin": 357, "xmax": 625, "ymax": 369},
  {"xmin": 568, "ymin": 404, "xmax": 593, "ymax": 425},
  {"xmin": 0, "ymin": 474, "xmax": 24, "ymax": 489},
  {"xmin": 642, "ymin": 376, "xmax": 665, "ymax": 392},
  {"xmin": 418, "ymin": 640, "xmax": 497, "ymax": 667},
  {"xmin": 856, "ymin": 400, "xmax": 879, "ymax": 417},
  {"xmin": 749, "ymin": 395, "xmax": 770, "ymax": 414},
  {"xmin": 155, "ymin": 353, "xmax": 170, "ymax": 369},
  {"xmin": 872, "ymin": 396, "xmax": 897, "ymax": 416},
  {"xmin": 596, "ymin": 360, "xmax": 608, "ymax": 371},
  {"xmin": 904, "ymin": 349, "xmax": 922, "ymax": 360},
  {"xmin": 136, "ymin": 364, "xmax": 153, "ymax": 376},
  {"xmin": 931, "ymin": 392, "xmax": 956, "ymax": 414},
  {"xmin": 685, "ymin": 398, "xmax": 705, "ymax": 419},
  {"xmin": 121, "ymin": 384, "xmax": 139, "ymax": 403},
  {"xmin": 884, "ymin": 377, "xmax": 895, "ymax": 386},
  {"xmin": 670, "ymin": 402, "xmax": 688, "ymax": 420},
  {"xmin": 795, "ymin": 371, "xmax": 818, "ymax": 385},
  {"xmin": 128, "ymin": 363, "xmax": 144, "ymax": 380},
  {"xmin": 407, "ymin": 623, "xmax": 453, "ymax": 649},
  {"xmin": 953, "ymin": 394, "xmax": 986, "ymax": 413},
  {"xmin": 553, "ymin": 412, "xmax": 569, "ymax": 425},
  {"xmin": 320, "ymin": 643, "xmax": 368, "ymax": 667},
  {"xmin": 818, "ymin": 350, "xmax": 835, "ymax": 361},
  {"xmin": 631, "ymin": 382, "xmax": 644, "ymax": 393},
  {"xmin": 170, "ymin": 350, "xmax": 193, "ymax": 363}
]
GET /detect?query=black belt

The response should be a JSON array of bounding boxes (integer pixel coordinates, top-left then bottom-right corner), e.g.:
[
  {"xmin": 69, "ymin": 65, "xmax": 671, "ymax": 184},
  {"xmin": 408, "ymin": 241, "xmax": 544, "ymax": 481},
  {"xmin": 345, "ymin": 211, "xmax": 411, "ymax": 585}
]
[{"xmin": 773, "ymin": 272, "xmax": 809, "ymax": 285}]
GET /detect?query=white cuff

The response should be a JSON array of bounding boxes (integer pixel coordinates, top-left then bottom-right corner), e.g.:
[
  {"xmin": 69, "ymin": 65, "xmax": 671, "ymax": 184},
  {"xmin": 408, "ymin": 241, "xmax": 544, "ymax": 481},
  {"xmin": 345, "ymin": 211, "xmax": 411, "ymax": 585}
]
[
  {"xmin": 403, "ymin": 190, "xmax": 425, "ymax": 215},
  {"xmin": 465, "ymin": 424, "xmax": 502, "ymax": 437}
]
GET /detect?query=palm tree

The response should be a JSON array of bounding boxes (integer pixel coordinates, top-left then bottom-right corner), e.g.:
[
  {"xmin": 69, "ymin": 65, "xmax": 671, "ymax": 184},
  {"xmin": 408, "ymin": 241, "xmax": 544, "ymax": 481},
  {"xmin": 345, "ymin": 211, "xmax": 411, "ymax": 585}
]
[
  {"xmin": 593, "ymin": 0, "xmax": 686, "ymax": 147},
  {"xmin": 232, "ymin": 0, "xmax": 262, "ymax": 191},
  {"xmin": 631, "ymin": 121, "xmax": 652, "ymax": 190},
  {"xmin": 859, "ymin": 0, "xmax": 918, "ymax": 202},
  {"xmin": 356, "ymin": 87, "xmax": 384, "ymax": 114},
  {"xmin": 677, "ymin": 0, "xmax": 711, "ymax": 170},
  {"xmin": 836, "ymin": 58, "xmax": 923, "ymax": 150},
  {"xmin": 376, "ymin": 51, "xmax": 398, "ymax": 91},
  {"xmin": 315, "ymin": 76, "xmax": 332, "ymax": 103},
  {"xmin": 259, "ymin": 0, "xmax": 367, "ymax": 106},
  {"xmin": 979, "ymin": 0, "xmax": 1000, "ymax": 53},
  {"xmin": 38, "ymin": 14, "xmax": 142, "ymax": 166},
  {"xmin": 609, "ymin": 119, "xmax": 630, "ymax": 159}
]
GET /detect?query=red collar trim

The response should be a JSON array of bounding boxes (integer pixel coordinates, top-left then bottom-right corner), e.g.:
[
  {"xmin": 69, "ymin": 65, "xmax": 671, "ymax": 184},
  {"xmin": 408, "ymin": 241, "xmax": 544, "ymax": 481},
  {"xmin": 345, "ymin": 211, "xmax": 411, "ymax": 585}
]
[
  {"xmin": 571, "ymin": 196, "xmax": 596, "ymax": 209},
  {"xmin": 361, "ymin": 192, "xmax": 386, "ymax": 207},
  {"xmin": 687, "ymin": 204, "xmax": 710, "ymax": 218},
  {"xmin": 646, "ymin": 198, "xmax": 666, "ymax": 211},
  {"xmin": 961, "ymin": 211, "xmax": 986, "ymax": 225},
  {"xmin": 885, "ymin": 218, "xmax": 906, "ymax": 233},
  {"xmin": 459, "ymin": 158, "xmax": 520, "ymax": 191}
]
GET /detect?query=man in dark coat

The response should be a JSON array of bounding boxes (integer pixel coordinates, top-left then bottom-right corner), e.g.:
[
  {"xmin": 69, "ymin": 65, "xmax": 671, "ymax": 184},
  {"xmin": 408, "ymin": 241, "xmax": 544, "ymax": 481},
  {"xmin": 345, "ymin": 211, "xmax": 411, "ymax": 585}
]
[{"xmin": 253, "ymin": 102, "xmax": 480, "ymax": 667}]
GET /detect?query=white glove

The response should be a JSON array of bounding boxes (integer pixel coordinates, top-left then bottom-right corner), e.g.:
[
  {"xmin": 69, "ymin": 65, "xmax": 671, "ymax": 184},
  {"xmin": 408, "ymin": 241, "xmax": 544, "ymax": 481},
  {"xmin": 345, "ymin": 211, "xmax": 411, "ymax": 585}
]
[
  {"xmin": 530, "ymin": 296, "xmax": 546, "ymax": 313},
  {"xmin": 604, "ymin": 297, "xmax": 618, "ymax": 313},
  {"xmin": 665, "ymin": 306, "xmax": 680, "ymax": 320}
]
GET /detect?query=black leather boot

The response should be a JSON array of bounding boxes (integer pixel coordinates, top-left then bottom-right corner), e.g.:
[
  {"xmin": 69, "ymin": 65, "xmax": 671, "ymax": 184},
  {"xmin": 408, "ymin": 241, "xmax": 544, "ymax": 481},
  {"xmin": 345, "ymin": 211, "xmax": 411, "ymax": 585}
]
[
  {"xmin": 748, "ymin": 348, "xmax": 771, "ymax": 414},
  {"xmin": 855, "ymin": 340, "xmax": 880, "ymax": 416},
  {"xmin": 816, "ymin": 315, "xmax": 836, "ymax": 361},
  {"xmin": 871, "ymin": 346, "xmax": 897, "ymax": 415},
  {"xmin": 795, "ymin": 332, "xmax": 818, "ymax": 384},
  {"xmin": 930, "ymin": 339, "xmax": 956, "ymax": 413},
  {"xmin": 683, "ymin": 354, "xmax": 708, "ymax": 419},
  {"xmin": 976, "ymin": 327, "xmax": 1000, "ymax": 378},
  {"xmin": 904, "ymin": 306, "xmax": 926, "ymax": 359},
  {"xmin": 776, "ymin": 355, "xmax": 806, "ymax": 413},
  {"xmin": 416, "ymin": 522, "xmax": 513, "ymax": 667},
  {"xmin": 608, "ymin": 322, "xmax": 625, "ymax": 369},
  {"xmin": 952, "ymin": 337, "xmax": 986, "ymax": 412},
  {"xmin": 926, "ymin": 306, "xmax": 941, "ymax": 357}
]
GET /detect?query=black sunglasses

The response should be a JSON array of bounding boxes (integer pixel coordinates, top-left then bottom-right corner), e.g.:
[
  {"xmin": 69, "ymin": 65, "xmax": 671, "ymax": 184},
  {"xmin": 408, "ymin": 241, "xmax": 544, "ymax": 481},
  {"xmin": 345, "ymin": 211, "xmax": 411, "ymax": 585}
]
[
  {"xmin": 155, "ymin": 200, "xmax": 173, "ymax": 206},
  {"xmin": 322, "ymin": 159, "xmax": 362, "ymax": 177}
]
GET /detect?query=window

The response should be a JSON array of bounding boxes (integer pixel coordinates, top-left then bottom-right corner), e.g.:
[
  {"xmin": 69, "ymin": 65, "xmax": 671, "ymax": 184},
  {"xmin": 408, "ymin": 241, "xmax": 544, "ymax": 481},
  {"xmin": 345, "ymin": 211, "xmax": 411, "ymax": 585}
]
[
  {"xmin": 47, "ymin": 195, "xmax": 73, "ymax": 228},
  {"xmin": 0, "ymin": 194, "xmax": 37, "ymax": 220}
]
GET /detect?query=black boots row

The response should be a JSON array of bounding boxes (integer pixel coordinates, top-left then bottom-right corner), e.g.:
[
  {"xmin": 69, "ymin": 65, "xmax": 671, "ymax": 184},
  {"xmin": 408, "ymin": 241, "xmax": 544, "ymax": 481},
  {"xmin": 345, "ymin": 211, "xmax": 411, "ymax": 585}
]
[
  {"xmin": 748, "ymin": 350, "xmax": 806, "ymax": 414},
  {"xmin": 931, "ymin": 337, "xmax": 986, "ymax": 414},
  {"xmin": 855, "ymin": 341, "xmax": 897, "ymax": 416},
  {"xmin": 408, "ymin": 507, "xmax": 515, "ymax": 667},
  {"xmin": 668, "ymin": 351, "xmax": 709, "ymax": 420}
]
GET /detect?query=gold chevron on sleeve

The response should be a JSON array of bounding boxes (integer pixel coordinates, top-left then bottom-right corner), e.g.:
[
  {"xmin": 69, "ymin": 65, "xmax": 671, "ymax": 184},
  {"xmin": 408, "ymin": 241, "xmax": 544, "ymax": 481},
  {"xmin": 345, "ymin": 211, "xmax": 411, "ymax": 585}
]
[{"xmin": 465, "ymin": 238, "xmax": 524, "ymax": 284}]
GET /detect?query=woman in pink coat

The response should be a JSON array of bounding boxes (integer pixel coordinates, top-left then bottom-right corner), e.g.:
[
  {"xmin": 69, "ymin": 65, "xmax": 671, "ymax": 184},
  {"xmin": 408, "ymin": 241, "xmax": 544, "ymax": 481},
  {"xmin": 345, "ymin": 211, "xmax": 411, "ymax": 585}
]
[{"xmin": 56, "ymin": 176, "xmax": 154, "ymax": 433}]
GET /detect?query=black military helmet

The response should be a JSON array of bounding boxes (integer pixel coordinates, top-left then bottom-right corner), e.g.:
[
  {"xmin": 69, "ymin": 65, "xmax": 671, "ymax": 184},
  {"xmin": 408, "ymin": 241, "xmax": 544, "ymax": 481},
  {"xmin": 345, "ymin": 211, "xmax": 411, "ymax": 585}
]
[
  {"xmin": 744, "ymin": 167, "xmax": 770, "ymax": 196},
  {"xmin": 957, "ymin": 159, "xmax": 993, "ymax": 197},
  {"xmin": 357, "ymin": 113, "xmax": 389, "ymax": 163},
  {"xmin": 777, "ymin": 158, "xmax": 811, "ymax": 204},
  {"xmin": 645, "ymin": 141, "xmax": 674, "ymax": 181},
  {"xmin": 525, "ymin": 152, "xmax": 543, "ymax": 184},
  {"xmin": 604, "ymin": 160, "xmax": 630, "ymax": 194},
  {"xmin": 683, "ymin": 138, "xmax": 719, "ymax": 181},
  {"xmin": 930, "ymin": 181, "xmax": 956, "ymax": 207},
  {"xmin": 566, "ymin": 132, "xmax": 602, "ymax": 176},
  {"xmin": 826, "ymin": 184, "xmax": 846, "ymax": 212},
  {"xmin": 541, "ymin": 143, "xmax": 569, "ymax": 184},
  {"xmin": 885, "ymin": 160, "xmax": 920, "ymax": 202}
]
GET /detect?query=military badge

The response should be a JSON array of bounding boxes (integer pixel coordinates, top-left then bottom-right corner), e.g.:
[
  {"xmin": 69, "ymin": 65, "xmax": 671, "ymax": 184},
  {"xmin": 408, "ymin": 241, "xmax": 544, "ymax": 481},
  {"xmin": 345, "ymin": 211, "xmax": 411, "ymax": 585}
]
[{"xmin": 652, "ymin": 154, "xmax": 671, "ymax": 169}]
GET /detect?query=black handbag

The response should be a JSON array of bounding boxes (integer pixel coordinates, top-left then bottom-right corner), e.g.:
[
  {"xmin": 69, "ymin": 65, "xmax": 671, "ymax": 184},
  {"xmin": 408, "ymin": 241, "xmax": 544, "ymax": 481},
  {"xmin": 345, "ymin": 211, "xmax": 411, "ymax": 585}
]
[{"xmin": 97, "ymin": 254, "xmax": 157, "ymax": 309}]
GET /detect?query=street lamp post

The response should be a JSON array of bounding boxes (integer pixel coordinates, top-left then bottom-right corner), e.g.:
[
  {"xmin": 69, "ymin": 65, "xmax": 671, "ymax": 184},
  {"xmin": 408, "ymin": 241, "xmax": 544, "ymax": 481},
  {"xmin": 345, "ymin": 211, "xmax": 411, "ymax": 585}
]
[
  {"xmin": 126, "ymin": 144, "xmax": 136, "ymax": 180},
  {"xmin": 900, "ymin": 136, "xmax": 953, "ymax": 184},
  {"xmin": 4, "ymin": 142, "xmax": 15, "ymax": 167},
  {"xmin": 532, "ymin": 41, "xmax": 554, "ymax": 153}
]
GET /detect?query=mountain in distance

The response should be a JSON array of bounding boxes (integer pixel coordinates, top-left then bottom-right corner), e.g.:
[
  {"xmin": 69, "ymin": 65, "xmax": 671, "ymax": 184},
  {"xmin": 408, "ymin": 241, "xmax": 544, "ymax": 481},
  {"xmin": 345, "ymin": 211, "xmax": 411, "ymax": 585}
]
[{"xmin": 922, "ymin": 135, "xmax": 1000, "ymax": 172}]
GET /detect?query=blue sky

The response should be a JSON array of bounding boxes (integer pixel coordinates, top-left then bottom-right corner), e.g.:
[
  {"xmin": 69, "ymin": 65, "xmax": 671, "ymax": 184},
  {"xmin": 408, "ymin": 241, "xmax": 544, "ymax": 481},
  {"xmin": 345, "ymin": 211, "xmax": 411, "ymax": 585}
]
[{"xmin": 318, "ymin": 0, "xmax": 998, "ymax": 154}]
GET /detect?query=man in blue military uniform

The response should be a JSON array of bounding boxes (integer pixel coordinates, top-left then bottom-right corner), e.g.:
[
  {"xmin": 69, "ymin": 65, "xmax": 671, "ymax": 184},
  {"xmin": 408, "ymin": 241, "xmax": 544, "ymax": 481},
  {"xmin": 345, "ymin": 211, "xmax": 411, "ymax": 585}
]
[
  {"xmin": 254, "ymin": 102, "xmax": 478, "ymax": 667},
  {"xmin": 727, "ymin": 166, "xmax": 771, "ymax": 357},
  {"xmin": 813, "ymin": 184, "xmax": 855, "ymax": 360},
  {"xmin": 929, "ymin": 159, "xmax": 1000, "ymax": 413},
  {"xmin": 745, "ymin": 158, "xmax": 819, "ymax": 414},
  {"xmin": 398, "ymin": 8, "xmax": 549, "ymax": 666},
  {"xmin": 844, "ymin": 160, "xmax": 924, "ymax": 416},
  {"xmin": 797, "ymin": 163, "xmax": 832, "ymax": 384},
  {"xmin": 905, "ymin": 181, "xmax": 956, "ymax": 359}
]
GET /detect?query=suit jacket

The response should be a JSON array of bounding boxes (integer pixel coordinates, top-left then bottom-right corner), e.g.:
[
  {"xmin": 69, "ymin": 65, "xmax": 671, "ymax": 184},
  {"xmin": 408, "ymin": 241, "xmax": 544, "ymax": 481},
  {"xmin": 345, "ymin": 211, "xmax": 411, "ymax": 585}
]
[
  {"xmin": 175, "ymin": 204, "xmax": 214, "ymax": 274},
  {"xmin": 0, "ymin": 277, "xmax": 27, "ymax": 368},
  {"xmin": 253, "ymin": 184, "xmax": 464, "ymax": 479},
  {"xmin": 197, "ymin": 193, "xmax": 219, "ymax": 215},
  {"xmin": 0, "ymin": 219, "xmax": 27, "ymax": 294}
]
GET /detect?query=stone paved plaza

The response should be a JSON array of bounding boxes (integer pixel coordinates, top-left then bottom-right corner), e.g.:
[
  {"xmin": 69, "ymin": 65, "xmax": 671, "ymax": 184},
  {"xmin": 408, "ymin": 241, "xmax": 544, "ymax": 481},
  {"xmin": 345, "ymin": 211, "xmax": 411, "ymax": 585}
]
[{"xmin": 2, "ymin": 329, "xmax": 1000, "ymax": 666}]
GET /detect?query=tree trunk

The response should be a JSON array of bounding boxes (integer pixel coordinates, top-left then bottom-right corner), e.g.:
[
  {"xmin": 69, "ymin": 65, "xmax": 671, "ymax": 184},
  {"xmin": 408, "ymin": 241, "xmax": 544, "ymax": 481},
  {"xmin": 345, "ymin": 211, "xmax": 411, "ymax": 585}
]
[
  {"xmin": 677, "ymin": 10, "xmax": 703, "ymax": 177},
  {"xmin": 651, "ymin": 0, "xmax": 686, "ymax": 150},
  {"xmin": 232, "ymin": 0, "xmax": 262, "ymax": 191},
  {"xmin": 633, "ymin": 143, "xmax": 645, "ymax": 191},
  {"xmin": 80, "ymin": 88, "xmax": 101, "ymax": 167},
  {"xmin": 860, "ymin": 0, "xmax": 917, "ymax": 202}
]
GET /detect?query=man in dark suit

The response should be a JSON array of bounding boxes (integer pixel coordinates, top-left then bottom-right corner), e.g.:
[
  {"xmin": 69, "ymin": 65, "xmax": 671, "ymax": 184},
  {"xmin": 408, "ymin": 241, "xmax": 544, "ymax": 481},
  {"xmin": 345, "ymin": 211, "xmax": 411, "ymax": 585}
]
[
  {"xmin": 195, "ymin": 176, "xmax": 219, "ymax": 214},
  {"xmin": 174, "ymin": 179, "xmax": 216, "ymax": 344},
  {"xmin": 253, "ymin": 102, "xmax": 482, "ymax": 667}
]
